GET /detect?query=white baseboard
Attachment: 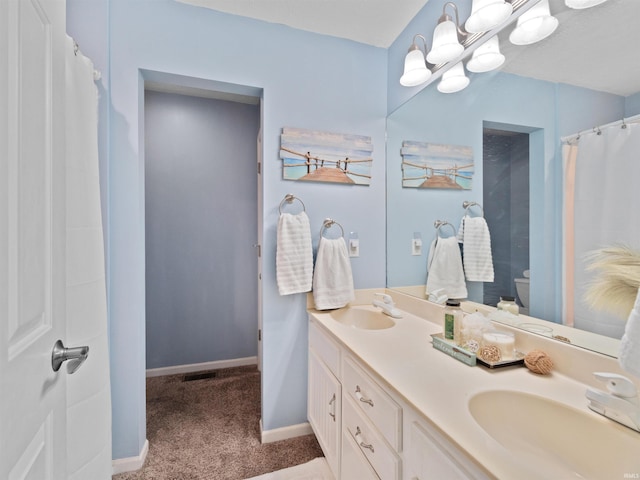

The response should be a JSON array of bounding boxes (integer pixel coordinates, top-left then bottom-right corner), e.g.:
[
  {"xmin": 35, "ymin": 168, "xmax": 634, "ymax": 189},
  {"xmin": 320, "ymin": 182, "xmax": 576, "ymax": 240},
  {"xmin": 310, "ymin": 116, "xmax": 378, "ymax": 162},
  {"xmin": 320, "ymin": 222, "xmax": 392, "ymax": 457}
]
[
  {"xmin": 146, "ymin": 356, "xmax": 258, "ymax": 377},
  {"xmin": 260, "ymin": 419, "xmax": 313, "ymax": 444},
  {"xmin": 112, "ymin": 439, "xmax": 149, "ymax": 475}
]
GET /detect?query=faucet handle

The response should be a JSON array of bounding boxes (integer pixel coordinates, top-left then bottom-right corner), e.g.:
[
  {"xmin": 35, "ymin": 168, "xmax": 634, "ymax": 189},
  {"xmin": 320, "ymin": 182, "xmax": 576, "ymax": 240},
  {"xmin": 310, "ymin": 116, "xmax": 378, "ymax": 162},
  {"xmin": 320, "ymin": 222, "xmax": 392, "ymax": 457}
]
[
  {"xmin": 374, "ymin": 293, "xmax": 393, "ymax": 304},
  {"xmin": 594, "ymin": 372, "xmax": 639, "ymax": 400}
]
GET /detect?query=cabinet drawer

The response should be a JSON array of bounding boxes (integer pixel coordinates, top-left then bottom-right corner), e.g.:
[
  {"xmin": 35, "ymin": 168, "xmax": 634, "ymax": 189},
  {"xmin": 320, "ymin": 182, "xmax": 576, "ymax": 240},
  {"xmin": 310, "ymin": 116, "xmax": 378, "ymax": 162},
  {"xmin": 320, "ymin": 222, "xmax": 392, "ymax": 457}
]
[
  {"xmin": 309, "ymin": 318, "xmax": 340, "ymax": 376},
  {"xmin": 343, "ymin": 395, "xmax": 401, "ymax": 480},
  {"xmin": 343, "ymin": 356, "xmax": 402, "ymax": 450},
  {"xmin": 342, "ymin": 430, "xmax": 380, "ymax": 480}
]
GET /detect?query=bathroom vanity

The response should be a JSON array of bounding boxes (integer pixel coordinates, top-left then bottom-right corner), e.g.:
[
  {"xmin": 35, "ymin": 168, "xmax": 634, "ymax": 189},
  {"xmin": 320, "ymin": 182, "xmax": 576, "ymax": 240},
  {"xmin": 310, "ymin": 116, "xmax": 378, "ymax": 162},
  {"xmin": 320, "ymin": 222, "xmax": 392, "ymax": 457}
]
[{"xmin": 307, "ymin": 290, "xmax": 640, "ymax": 480}]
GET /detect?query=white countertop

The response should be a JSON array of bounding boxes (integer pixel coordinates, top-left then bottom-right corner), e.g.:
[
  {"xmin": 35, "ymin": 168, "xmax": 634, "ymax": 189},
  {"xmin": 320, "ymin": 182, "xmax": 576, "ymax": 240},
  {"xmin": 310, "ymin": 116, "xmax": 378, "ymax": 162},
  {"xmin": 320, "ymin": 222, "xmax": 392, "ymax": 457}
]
[{"xmin": 309, "ymin": 293, "xmax": 640, "ymax": 479}]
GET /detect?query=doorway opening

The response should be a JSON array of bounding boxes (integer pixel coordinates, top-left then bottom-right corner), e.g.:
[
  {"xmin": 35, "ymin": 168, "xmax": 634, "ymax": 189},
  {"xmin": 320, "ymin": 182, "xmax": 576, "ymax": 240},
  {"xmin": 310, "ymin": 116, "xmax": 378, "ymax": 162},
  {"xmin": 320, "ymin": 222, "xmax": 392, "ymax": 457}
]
[
  {"xmin": 482, "ymin": 127, "xmax": 530, "ymax": 311},
  {"xmin": 141, "ymin": 74, "xmax": 265, "ymax": 469}
]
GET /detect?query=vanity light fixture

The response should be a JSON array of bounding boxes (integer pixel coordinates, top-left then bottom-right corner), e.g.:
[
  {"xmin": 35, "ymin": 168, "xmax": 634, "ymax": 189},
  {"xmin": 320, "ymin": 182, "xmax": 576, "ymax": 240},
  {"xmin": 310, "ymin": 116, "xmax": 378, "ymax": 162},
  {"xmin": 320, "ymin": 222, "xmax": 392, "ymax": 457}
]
[
  {"xmin": 437, "ymin": 62, "xmax": 470, "ymax": 93},
  {"xmin": 465, "ymin": 0, "xmax": 513, "ymax": 33},
  {"xmin": 399, "ymin": 0, "xmax": 562, "ymax": 91},
  {"xmin": 565, "ymin": 0, "xmax": 608, "ymax": 8},
  {"xmin": 426, "ymin": 2, "xmax": 467, "ymax": 65},
  {"xmin": 466, "ymin": 35, "xmax": 505, "ymax": 73},
  {"xmin": 400, "ymin": 34, "xmax": 432, "ymax": 87},
  {"xmin": 509, "ymin": 0, "xmax": 559, "ymax": 45}
]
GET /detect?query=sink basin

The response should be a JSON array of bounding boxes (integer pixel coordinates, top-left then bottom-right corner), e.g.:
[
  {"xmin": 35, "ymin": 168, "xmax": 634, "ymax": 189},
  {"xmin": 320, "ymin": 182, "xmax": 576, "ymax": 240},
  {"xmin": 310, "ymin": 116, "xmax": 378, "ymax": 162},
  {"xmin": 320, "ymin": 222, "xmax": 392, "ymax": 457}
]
[
  {"xmin": 328, "ymin": 305, "xmax": 395, "ymax": 330},
  {"xmin": 469, "ymin": 390, "xmax": 640, "ymax": 478}
]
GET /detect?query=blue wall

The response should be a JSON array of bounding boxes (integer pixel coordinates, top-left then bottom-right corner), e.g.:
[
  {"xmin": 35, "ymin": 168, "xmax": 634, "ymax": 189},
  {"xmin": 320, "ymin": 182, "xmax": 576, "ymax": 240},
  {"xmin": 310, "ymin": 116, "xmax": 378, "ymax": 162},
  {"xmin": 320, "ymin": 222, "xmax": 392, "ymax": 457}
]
[
  {"xmin": 69, "ymin": 0, "xmax": 387, "ymax": 460},
  {"xmin": 144, "ymin": 91, "xmax": 260, "ymax": 369},
  {"xmin": 626, "ymin": 92, "xmax": 640, "ymax": 117}
]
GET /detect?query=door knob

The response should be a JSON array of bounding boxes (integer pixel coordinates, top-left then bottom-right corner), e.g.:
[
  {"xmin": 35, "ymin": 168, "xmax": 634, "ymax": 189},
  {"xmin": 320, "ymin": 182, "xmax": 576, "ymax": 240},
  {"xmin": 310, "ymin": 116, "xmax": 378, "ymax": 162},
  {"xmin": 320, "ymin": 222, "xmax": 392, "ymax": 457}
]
[{"xmin": 51, "ymin": 340, "xmax": 89, "ymax": 374}]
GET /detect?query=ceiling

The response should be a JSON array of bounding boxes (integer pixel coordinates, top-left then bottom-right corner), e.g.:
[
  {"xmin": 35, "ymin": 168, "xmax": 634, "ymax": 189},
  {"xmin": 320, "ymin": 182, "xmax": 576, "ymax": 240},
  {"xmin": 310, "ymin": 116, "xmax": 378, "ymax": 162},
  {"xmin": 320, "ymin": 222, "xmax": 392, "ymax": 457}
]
[{"xmin": 177, "ymin": 0, "xmax": 640, "ymax": 97}]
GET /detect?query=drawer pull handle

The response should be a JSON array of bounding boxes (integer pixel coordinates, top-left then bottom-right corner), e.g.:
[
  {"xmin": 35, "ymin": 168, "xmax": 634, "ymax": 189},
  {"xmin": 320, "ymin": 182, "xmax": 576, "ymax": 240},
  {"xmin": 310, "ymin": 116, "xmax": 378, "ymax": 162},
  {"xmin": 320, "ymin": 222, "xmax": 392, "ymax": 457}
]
[
  {"xmin": 355, "ymin": 385, "xmax": 374, "ymax": 407},
  {"xmin": 329, "ymin": 393, "xmax": 336, "ymax": 421},
  {"xmin": 355, "ymin": 426, "xmax": 375, "ymax": 453}
]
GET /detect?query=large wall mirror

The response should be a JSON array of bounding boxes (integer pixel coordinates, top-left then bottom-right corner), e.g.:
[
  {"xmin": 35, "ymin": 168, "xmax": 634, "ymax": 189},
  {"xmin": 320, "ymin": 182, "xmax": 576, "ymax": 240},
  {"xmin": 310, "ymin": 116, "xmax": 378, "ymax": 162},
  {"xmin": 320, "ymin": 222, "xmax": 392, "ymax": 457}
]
[{"xmin": 386, "ymin": 0, "xmax": 640, "ymax": 357}]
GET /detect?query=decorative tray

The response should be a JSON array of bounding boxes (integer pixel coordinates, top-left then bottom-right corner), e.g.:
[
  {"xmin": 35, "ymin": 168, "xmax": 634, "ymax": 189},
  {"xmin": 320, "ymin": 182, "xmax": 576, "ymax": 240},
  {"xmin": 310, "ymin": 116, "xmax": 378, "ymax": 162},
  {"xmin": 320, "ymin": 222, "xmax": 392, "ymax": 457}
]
[
  {"xmin": 431, "ymin": 334, "xmax": 525, "ymax": 369},
  {"xmin": 431, "ymin": 334, "xmax": 476, "ymax": 366},
  {"xmin": 476, "ymin": 351, "xmax": 525, "ymax": 369}
]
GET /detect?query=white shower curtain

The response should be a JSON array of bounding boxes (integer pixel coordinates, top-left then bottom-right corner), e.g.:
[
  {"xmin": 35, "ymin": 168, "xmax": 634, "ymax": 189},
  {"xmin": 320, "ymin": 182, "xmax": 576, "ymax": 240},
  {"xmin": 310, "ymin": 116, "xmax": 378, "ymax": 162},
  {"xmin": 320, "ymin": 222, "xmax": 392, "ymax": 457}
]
[
  {"xmin": 564, "ymin": 118, "xmax": 640, "ymax": 338},
  {"xmin": 65, "ymin": 36, "xmax": 112, "ymax": 478}
]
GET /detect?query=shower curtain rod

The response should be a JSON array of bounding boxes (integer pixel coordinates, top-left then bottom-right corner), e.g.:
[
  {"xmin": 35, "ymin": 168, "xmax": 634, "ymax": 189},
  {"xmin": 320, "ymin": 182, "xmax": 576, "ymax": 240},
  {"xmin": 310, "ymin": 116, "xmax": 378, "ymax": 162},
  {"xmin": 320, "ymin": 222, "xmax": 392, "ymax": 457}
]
[{"xmin": 561, "ymin": 112, "xmax": 640, "ymax": 144}]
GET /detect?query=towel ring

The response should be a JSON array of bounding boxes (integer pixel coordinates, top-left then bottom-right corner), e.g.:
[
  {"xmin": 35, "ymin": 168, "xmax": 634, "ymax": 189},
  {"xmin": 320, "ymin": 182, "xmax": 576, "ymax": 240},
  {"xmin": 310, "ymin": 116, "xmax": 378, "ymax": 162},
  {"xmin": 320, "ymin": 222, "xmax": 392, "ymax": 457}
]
[
  {"xmin": 320, "ymin": 218, "xmax": 344, "ymax": 238},
  {"xmin": 434, "ymin": 220, "xmax": 456, "ymax": 238},
  {"xmin": 278, "ymin": 194, "xmax": 306, "ymax": 214},
  {"xmin": 462, "ymin": 200, "xmax": 484, "ymax": 217}
]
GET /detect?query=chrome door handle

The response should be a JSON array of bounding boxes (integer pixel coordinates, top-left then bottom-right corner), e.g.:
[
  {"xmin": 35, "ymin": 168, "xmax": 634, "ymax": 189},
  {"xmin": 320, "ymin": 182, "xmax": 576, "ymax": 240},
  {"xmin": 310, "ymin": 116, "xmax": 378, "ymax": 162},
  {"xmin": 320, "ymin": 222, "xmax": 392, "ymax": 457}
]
[{"xmin": 51, "ymin": 340, "xmax": 89, "ymax": 374}]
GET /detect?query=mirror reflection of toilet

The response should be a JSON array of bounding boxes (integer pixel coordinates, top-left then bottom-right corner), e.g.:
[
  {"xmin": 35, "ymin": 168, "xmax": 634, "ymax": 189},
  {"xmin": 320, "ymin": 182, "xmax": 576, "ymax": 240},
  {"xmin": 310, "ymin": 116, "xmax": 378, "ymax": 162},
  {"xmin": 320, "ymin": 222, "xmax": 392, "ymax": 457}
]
[{"xmin": 514, "ymin": 270, "xmax": 530, "ymax": 315}]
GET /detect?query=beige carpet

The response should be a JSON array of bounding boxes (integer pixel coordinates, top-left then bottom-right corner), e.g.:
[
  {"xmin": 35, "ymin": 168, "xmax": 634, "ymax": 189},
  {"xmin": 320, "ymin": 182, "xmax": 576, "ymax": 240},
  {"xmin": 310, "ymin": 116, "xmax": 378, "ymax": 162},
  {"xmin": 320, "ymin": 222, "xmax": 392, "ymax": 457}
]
[{"xmin": 113, "ymin": 365, "xmax": 324, "ymax": 480}]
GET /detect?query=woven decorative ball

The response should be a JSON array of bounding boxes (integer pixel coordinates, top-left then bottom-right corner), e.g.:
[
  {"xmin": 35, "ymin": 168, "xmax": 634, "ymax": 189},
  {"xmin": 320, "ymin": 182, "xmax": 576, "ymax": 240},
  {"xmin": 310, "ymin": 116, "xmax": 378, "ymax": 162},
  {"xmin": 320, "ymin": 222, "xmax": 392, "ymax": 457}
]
[
  {"xmin": 524, "ymin": 350, "xmax": 553, "ymax": 375},
  {"xmin": 479, "ymin": 345, "xmax": 501, "ymax": 362}
]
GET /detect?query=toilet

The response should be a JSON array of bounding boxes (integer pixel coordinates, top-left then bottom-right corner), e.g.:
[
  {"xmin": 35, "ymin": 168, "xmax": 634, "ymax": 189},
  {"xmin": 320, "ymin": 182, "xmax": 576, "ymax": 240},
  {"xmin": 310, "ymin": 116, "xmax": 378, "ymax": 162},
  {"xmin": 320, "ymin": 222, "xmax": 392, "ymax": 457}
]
[{"xmin": 514, "ymin": 270, "xmax": 530, "ymax": 315}]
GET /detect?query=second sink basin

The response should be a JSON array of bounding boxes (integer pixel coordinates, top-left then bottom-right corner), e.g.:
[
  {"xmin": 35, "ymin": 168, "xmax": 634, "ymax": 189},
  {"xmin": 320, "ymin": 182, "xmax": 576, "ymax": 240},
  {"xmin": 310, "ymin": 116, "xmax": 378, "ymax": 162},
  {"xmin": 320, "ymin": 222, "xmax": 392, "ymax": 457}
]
[
  {"xmin": 469, "ymin": 390, "xmax": 640, "ymax": 478},
  {"xmin": 328, "ymin": 305, "xmax": 395, "ymax": 330}
]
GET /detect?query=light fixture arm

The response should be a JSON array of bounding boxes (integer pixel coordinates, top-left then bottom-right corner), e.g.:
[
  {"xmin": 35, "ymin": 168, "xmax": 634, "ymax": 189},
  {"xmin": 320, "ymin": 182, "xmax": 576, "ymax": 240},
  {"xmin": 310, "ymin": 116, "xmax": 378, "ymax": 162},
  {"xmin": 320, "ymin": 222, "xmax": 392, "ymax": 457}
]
[
  {"xmin": 441, "ymin": 2, "xmax": 468, "ymax": 39},
  {"xmin": 408, "ymin": 33, "xmax": 429, "ymax": 56}
]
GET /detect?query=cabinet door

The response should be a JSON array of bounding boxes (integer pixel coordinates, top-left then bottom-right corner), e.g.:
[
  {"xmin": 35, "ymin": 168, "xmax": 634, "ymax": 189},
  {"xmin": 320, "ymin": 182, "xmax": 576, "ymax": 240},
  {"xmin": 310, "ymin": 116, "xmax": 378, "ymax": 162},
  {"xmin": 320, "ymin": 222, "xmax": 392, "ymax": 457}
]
[
  {"xmin": 308, "ymin": 349, "xmax": 341, "ymax": 477},
  {"xmin": 406, "ymin": 421, "xmax": 480, "ymax": 480}
]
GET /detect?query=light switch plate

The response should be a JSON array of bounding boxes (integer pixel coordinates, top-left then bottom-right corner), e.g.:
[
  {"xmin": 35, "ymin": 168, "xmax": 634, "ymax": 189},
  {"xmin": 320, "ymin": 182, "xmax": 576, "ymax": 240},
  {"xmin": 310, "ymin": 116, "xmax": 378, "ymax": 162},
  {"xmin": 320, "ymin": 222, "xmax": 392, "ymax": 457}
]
[
  {"xmin": 412, "ymin": 238, "xmax": 422, "ymax": 256},
  {"xmin": 349, "ymin": 239, "xmax": 359, "ymax": 257}
]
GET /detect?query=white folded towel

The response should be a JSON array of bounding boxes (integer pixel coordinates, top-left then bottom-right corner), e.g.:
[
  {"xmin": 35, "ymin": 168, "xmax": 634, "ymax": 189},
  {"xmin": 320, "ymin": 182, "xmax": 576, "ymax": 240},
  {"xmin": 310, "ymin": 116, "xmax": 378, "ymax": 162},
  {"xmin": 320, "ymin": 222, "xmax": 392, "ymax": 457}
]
[
  {"xmin": 619, "ymin": 288, "xmax": 640, "ymax": 378},
  {"xmin": 276, "ymin": 212, "xmax": 313, "ymax": 295},
  {"xmin": 312, "ymin": 237, "xmax": 355, "ymax": 310},
  {"xmin": 426, "ymin": 236, "xmax": 468, "ymax": 299},
  {"xmin": 457, "ymin": 215, "xmax": 494, "ymax": 282}
]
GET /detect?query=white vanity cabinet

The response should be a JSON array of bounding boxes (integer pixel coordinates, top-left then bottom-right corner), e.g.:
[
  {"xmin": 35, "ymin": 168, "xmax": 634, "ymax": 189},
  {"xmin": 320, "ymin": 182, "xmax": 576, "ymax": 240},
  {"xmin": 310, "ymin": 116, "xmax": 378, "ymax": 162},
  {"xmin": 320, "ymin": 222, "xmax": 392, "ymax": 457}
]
[
  {"xmin": 308, "ymin": 319, "xmax": 342, "ymax": 477},
  {"xmin": 309, "ymin": 316, "xmax": 489, "ymax": 480}
]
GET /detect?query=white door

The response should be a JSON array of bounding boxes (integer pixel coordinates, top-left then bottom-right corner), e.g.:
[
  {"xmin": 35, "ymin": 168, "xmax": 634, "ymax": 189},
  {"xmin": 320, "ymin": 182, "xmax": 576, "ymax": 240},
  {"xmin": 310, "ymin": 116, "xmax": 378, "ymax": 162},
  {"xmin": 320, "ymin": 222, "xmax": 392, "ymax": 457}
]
[{"xmin": 0, "ymin": 0, "xmax": 69, "ymax": 478}]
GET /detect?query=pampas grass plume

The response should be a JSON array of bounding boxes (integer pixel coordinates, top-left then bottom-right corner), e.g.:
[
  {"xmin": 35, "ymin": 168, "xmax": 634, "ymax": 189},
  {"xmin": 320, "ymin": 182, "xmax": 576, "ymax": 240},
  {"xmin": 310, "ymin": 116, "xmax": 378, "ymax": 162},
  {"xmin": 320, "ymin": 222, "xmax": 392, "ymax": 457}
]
[{"xmin": 584, "ymin": 245, "xmax": 640, "ymax": 319}]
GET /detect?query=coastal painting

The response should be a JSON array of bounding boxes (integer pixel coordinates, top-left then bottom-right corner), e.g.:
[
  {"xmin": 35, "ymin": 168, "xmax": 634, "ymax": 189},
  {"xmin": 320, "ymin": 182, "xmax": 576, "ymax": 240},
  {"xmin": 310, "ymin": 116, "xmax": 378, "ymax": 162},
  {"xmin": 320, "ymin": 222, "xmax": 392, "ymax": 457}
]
[
  {"xmin": 280, "ymin": 127, "xmax": 373, "ymax": 185},
  {"xmin": 401, "ymin": 141, "xmax": 474, "ymax": 189}
]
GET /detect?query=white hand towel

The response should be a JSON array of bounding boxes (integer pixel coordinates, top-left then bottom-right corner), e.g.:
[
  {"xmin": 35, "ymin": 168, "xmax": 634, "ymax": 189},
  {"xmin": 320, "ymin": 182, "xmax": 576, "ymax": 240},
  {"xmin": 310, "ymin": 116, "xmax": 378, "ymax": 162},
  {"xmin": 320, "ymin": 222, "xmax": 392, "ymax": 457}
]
[
  {"xmin": 619, "ymin": 288, "xmax": 640, "ymax": 378},
  {"xmin": 276, "ymin": 212, "xmax": 313, "ymax": 295},
  {"xmin": 312, "ymin": 237, "xmax": 355, "ymax": 310},
  {"xmin": 426, "ymin": 236, "xmax": 468, "ymax": 299},
  {"xmin": 459, "ymin": 216, "xmax": 494, "ymax": 282}
]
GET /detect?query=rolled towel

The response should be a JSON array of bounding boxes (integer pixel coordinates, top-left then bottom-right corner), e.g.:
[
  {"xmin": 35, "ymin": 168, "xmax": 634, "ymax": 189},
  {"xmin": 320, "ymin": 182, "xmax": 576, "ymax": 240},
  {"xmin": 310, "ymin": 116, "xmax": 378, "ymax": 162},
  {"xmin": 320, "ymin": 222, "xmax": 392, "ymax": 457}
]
[
  {"xmin": 276, "ymin": 212, "xmax": 313, "ymax": 295},
  {"xmin": 619, "ymin": 287, "xmax": 640, "ymax": 378},
  {"xmin": 312, "ymin": 236, "xmax": 355, "ymax": 310}
]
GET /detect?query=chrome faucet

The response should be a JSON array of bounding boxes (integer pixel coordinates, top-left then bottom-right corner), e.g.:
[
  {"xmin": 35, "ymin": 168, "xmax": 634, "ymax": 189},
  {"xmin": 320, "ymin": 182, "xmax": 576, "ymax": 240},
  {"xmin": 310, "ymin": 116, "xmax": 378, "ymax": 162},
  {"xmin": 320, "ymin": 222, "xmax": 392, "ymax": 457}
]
[
  {"xmin": 372, "ymin": 293, "xmax": 403, "ymax": 318},
  {"xmin": 586, "ymin": 372, "xmax": 640, "ymax": 432}
]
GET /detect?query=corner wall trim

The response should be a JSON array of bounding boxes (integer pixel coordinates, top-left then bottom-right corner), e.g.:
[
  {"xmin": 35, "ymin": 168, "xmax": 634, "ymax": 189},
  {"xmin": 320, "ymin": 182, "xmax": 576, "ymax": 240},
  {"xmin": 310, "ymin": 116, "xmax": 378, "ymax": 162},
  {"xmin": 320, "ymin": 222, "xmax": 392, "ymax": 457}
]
[
  {"xmin": 260, "ymin": 419, "xmax": 313, "ymax": 444},
  {"xmin": 146, "ymin": 356, "xmax": 258, "ymax": 378},
  {"xmin": 112, "ymin": 439, "xmax": 149, "ymax": 475}
]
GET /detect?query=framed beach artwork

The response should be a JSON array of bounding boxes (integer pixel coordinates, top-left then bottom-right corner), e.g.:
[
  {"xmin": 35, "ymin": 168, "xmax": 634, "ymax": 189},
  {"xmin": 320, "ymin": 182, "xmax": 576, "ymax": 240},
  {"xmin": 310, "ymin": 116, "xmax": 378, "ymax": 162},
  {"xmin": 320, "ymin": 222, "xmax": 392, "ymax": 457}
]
[
  {"xmin": 401, "ymin": 141, "xmax": 474, "ymax": 189},
  {"xmin": 280, "ymin": 127, "xmax": 373, "ymax": 185}
]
